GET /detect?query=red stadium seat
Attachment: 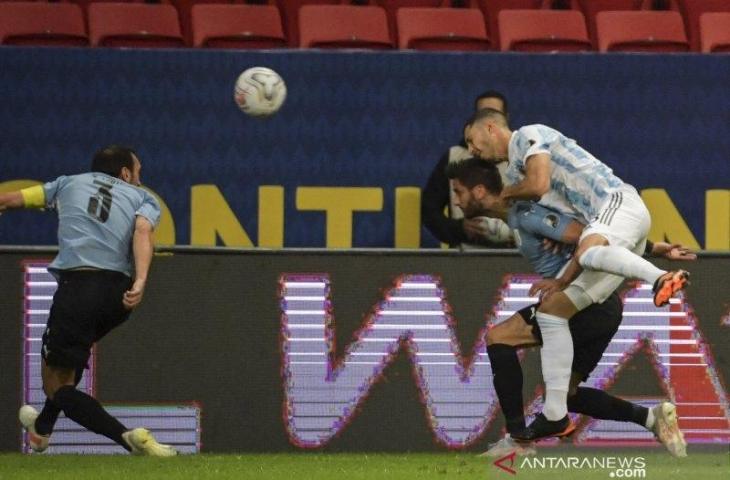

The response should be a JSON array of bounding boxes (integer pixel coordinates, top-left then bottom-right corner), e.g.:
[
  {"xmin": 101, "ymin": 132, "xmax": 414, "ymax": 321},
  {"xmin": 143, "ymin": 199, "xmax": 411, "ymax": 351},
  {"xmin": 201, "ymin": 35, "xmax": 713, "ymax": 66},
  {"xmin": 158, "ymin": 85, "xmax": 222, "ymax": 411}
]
[
  {"xmin": 476, "ymin": 0, "xmax": 544, "ymax": 50},
  {"xmin": 576, "ymin": 0, "xmax": 642, "ymax": 47},
  {"xmin": 278, "ymin": 0, "xmax": 340, "ymax": 47},
  {"xmin": 176, "ymin": 0, "xmax": 256, "ymax": 46},
  {"xmin": 678, "ymin": 0, "xmax": 730, "ymax": 51},
  {"xmin": 700, "ymin": 11, "xmax": 730, "ymax": 52},
  {"xmin": 378, "ymin": 0, "xmax": 442, "ymax": 42},
  {"xmin": 498, "ymin": 9, "xmax": 592, "ymax": 51},
  {"xmin": 88, "ymin": 3, "xmax": 185, "ymax": 48},
  {"xmin": 396, "ymin": 7, "xmax": 489, "ymax": 50},
  {"xmin": 596, "ymin": 10, "xmax": 688, "ymax": 52},
  {"xmin": 191, "ymin": 4, "xmax": 286, "ymax": 48},
  {"xmin": 299, "ymin": 5, "xmax": 393, "ymax": 48},
  {"xmin": 0, "ymin": 2, "xmax": 87, "ymax": 46}
]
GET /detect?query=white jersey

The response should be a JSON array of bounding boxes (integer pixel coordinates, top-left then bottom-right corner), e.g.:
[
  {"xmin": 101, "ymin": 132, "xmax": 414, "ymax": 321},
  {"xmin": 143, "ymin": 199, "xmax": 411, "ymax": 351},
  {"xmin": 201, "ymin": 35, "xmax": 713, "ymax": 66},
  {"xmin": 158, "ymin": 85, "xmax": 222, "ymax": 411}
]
[{"xmin": 505, "ymin": 125, "xmax": 625, "ymax": 223}]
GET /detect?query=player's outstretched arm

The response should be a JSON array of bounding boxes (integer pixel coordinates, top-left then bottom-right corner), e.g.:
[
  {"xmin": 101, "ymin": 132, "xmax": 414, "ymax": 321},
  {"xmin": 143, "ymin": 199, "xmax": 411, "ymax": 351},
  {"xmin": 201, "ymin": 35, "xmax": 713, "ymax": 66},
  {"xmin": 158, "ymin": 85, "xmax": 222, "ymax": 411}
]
[
  {"xmin": 0, "ymin": 191, "xmax": 25, "ymax": 213},
  {"xmin": 501, "ymin": 153, "xmax": 552, "ymax": 201},
  {"xmin": 650, "ymin": 241, "xmax": 697, "ymax": 261},
  {"xmin": 123, "ymin": 216, "xmax": 155, "ymax": 310}
]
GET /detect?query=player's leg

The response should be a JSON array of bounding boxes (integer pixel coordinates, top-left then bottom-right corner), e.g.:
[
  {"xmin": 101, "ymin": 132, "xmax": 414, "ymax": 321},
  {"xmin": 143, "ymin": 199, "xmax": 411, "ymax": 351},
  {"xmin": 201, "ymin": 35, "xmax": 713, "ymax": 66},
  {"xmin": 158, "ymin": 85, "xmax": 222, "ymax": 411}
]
[
  {"xmin": 483, "ymin": 308, "xmax": 540, "ymax": 457},
  {"xmin": 529, "ymin": 291, "xmax": 578, "ymax": 430},
  {"xmin": 487, "ymin": 307, "xmax": 540, "ymax": 435},
  {"xmin": 567, "ymin": 382, "xmax": 686, "ymax": 457},
  {"xmin": 566, "ymin": 297, "xmax": 651, "ymax": 429},
  {"xmin": 517, "ymin": 272, "xmax": 624, "ymax": 441},
  {"xmin": 30, "ymin": 367, "xmax": 84, "ymax": 436},
  {"xmin": 41, "ymin": 359, "xmax": 132, "ymax": 451},
  {"xmin": 575, "ymin": 188, "xmax": 688, "ymax": 307},
  {"xmin": 566, "ymin": 296, "xmax": 687, "ymax": 457}
]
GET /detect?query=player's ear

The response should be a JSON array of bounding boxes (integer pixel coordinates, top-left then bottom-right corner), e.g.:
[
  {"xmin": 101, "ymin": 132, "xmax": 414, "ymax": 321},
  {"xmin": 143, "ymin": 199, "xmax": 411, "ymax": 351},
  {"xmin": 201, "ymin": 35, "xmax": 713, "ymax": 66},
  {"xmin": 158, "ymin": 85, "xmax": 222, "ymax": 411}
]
[
  {"xmin": 472, "ymin": 184, "xmax": 486, "ymax": 199},
  {"xmin": 120, "ymin": 167, "xmax": 131, "ymax": 183}
]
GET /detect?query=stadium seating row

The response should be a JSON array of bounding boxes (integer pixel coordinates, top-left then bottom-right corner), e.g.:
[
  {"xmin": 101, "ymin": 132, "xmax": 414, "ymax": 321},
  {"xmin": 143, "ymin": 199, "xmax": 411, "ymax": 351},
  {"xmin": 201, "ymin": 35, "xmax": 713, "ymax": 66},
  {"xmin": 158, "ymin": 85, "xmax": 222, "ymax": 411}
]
[{"xmin": 0, "ymin": 1, "xmax": 728, "ymax": 52}]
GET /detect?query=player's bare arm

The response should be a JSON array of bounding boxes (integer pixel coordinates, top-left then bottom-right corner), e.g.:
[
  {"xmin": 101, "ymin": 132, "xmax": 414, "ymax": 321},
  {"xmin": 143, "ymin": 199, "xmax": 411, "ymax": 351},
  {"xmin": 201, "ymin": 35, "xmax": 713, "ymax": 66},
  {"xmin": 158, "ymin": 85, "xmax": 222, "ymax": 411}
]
[
  {"xmin": 0, "ymin": 191, "xmax": 25, "ymax": 212},
  {"xmin": 123, "ymin": 216, "xmax": 154, "ymax": 310},
  {"xmin": 651, "ymin": 242, "xmax": 697, "ymax": 261},
  {"xmin": 501, "ymin": 153, "xmax": 552, "ymax": 201}
]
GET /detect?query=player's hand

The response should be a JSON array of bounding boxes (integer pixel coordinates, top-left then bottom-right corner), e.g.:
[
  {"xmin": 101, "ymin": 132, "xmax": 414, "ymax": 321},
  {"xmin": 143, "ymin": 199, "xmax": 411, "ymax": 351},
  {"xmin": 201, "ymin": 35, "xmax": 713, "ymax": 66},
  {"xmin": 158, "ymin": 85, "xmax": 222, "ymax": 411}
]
[
  {"xmin": 123, "ymin": 279, "xmax": 146, "ymax": 310},
  {"xmin": 529, "ymin": 278, "xmax": 567, "ymax": 300},
  {"xmin": 463, "ymin": 218, "xmax": 489, "ymax": 241},
  {"xmin": 651, "ymin": 242, "xmax": 697, "ymax": 261}
]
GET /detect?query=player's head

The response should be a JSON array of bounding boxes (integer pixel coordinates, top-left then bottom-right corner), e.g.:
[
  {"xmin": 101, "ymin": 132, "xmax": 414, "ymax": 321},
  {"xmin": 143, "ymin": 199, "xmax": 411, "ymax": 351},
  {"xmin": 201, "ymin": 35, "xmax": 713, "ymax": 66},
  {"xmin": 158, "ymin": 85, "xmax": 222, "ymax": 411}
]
[
  {"xmin": 92, "ymin": 145, "xmax": 141, "ymax": 186},
  {"xmin": 474, "ymin": 90, "xmax": 508, "ymax": 118},
  {"xmin": 466, "ymin": 108, "xmax": 510, "ymax": 163},
  {"xmin": 445, "ymin": 157, "xmax": 503, "ymax": 218}
]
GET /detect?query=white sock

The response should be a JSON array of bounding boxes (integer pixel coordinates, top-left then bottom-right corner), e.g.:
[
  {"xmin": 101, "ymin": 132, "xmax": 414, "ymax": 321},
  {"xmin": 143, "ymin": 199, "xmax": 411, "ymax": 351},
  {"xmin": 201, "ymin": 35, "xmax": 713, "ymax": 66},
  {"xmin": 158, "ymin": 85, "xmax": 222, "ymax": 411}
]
[
  {"xmin": 536, "ymin": 312, "xmax": 573, "ymax": 421},
  {"xmin": 645, "ymin": 408, "xmax": 655, "ymax": 429},
  {"xmin": 579, "ymin": 245, "xmax": 666, "ymax": 284}
]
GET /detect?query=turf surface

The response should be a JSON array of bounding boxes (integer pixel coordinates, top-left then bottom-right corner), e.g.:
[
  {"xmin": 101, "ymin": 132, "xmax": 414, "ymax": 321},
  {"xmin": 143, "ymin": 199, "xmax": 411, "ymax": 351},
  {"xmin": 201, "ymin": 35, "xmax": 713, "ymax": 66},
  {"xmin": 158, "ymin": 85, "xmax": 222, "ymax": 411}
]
[{"xmin": 0, "ymin": 448, "xmax": 727, "ymax": 480}]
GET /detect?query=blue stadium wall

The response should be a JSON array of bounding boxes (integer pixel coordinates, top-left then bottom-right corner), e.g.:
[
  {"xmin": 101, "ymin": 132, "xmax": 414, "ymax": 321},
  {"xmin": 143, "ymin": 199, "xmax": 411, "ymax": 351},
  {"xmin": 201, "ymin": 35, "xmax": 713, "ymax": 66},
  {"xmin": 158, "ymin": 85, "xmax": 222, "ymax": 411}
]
[{"xmin": 0, "ymin": 48, "xmax": 728, "ymax": 249}]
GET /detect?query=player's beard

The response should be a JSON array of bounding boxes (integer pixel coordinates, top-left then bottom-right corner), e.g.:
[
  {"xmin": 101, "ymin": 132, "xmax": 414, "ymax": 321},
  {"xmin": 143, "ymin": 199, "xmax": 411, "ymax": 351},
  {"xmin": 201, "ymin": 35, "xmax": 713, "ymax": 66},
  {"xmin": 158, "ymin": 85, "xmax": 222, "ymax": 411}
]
[{"xmin": 462, "ymin": 198, "xmax": 488, "ymax": 219}]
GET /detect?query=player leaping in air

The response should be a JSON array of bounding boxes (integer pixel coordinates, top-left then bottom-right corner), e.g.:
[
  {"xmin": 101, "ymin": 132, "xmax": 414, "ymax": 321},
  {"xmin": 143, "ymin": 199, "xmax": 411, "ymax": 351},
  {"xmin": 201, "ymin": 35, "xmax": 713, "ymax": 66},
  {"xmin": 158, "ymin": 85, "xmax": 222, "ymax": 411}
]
[
  {"xmin": 465, "ymin": 109, "xmax": 690, "ymax": 441},
  {"xmin": 446, "ymin": 157, "xmax": 692, "ymax": 457}
]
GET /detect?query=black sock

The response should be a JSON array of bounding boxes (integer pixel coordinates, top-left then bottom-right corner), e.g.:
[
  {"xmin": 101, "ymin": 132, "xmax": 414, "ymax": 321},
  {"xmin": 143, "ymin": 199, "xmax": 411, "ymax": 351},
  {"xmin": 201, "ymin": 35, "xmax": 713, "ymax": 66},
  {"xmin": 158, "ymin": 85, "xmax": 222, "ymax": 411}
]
[
  {"xmin": 35, "ymin": 368, "xmax": 85, "ymax": 436},
  {"xmin": 52, "ymin": 385, "xmax": 131, "ymax": 451},
  {"xmin": 486, "ymin": 343, "xmax": 525, "ymax": 435},
  {"xmin": 568, "ymin": 387, "xmax": 649, "ymax": 427}
]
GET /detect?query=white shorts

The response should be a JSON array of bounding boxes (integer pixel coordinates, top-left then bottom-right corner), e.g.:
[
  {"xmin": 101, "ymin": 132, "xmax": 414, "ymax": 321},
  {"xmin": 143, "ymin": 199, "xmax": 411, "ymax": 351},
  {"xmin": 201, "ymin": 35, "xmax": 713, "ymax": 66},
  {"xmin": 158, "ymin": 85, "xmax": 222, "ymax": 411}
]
[{"xmin": 567, "ymin": 185, "xmax": 650, "ymax": 307}]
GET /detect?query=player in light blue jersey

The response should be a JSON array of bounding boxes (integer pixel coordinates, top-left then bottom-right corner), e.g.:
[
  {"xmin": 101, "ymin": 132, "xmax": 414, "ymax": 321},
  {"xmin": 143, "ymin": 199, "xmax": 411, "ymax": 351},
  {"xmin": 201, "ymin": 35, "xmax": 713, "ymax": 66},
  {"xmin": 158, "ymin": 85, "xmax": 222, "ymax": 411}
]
[
  {"xmin": 466, "ymin": 108, "xmax": 690, "ymax": 441},
  {"xmin": 0, "ymin": 145, "xmax": 176, "ymax": 456},
  {"xmin": 446, "ymin": 157, "xmax": 692, "ymax": 457}
]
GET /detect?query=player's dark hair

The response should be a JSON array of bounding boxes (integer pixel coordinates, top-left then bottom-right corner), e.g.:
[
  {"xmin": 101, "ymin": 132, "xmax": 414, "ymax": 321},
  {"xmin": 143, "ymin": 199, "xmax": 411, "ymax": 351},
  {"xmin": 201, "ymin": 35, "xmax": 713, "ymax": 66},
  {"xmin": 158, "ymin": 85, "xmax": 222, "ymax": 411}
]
[
  {"xmin": 445, "ymin": 157, "xmax": 503, "ymax": 194},
  {"xmin": 91, "ymin": 145, "xmax": 137, "ymax": 177},
  {"xmin": 474, "ymin": 90, "xmax": 509, "ymax": 117},
  {"xmin": 468, "ymin": 107, "xmax": 509, "ymax": 129}
]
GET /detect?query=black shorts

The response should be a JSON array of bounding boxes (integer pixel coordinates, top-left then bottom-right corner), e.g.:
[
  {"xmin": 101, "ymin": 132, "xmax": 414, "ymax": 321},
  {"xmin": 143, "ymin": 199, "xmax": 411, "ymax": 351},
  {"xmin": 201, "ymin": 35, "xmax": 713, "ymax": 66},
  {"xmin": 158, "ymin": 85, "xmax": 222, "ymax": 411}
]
[
  {"xmin": 518, "ymin": 292, "xmax": 622, "ymax": 382},
  {"xmin": 41, "ymin": 270, "xmax": 132, "ymax": 370}
]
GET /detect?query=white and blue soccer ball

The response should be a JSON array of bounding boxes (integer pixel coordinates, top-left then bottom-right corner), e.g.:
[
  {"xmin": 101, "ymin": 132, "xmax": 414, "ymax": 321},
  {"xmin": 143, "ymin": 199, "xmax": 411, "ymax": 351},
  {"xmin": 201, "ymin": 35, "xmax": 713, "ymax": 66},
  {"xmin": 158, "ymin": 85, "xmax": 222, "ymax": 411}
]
[
  {"xmin": 234, "ymin": 67, "xmax": 287, "ymax": 118},
  {"xmin": 475, "ymin": 216, "xmax": 513, "ymax": 244}
]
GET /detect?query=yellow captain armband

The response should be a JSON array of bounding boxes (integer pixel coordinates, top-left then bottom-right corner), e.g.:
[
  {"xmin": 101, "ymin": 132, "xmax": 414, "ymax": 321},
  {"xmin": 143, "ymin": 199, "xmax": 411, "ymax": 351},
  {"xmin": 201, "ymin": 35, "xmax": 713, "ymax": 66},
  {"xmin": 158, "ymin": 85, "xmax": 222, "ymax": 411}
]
[{"xmin": 20, "ymin": 185, "xmax": 46, "ymax": 208}]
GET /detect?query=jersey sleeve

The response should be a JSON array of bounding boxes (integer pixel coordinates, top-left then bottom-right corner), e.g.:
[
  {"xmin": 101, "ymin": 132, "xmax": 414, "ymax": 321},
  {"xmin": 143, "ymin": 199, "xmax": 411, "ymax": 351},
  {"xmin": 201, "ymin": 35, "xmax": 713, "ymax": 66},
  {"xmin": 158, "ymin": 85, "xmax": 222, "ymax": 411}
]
[
  {"xmin": 136, "ymin": 191, "xmax": 162, "ymax": 228},
  {"xmin": 517, "ymin": 203, "xmax": 574, "ymax": 242},
  {"xmin": 41, "ymin": 176, "xmax": 68, "ymax": 208},
  {"xmin": 518, "ymin": 126, "xmax": 552, "ymax": 164}
]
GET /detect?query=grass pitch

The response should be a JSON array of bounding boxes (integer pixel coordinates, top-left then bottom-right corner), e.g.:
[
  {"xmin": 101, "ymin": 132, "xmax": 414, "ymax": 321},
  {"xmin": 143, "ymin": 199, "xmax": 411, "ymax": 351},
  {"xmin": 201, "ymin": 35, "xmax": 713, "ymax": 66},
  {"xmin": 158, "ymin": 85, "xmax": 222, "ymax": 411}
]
[{"xmin": 0, "ymin": 448, "xmax": 727, "ymax": 480}]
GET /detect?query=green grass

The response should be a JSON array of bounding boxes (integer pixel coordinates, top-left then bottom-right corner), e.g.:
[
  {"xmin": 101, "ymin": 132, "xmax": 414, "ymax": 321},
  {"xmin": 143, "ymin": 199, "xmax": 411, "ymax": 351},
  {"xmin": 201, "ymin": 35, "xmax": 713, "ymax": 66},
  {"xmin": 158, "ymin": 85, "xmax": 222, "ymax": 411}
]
[{"xmin": 0, "ymin": 449, "xmax": 727, "ymax": 480}]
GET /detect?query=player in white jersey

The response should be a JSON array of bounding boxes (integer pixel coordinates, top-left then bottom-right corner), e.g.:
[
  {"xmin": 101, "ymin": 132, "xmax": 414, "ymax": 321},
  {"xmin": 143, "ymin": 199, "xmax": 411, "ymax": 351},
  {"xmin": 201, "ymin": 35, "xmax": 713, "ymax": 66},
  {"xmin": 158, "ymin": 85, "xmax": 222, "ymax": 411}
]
[
  {"xmin": 0, "ymin": 145, "xmax": 176, "ymax": 456},
  {"xmin": 465, "ymin": 108, "xmax": 689, "ymax": 441}
]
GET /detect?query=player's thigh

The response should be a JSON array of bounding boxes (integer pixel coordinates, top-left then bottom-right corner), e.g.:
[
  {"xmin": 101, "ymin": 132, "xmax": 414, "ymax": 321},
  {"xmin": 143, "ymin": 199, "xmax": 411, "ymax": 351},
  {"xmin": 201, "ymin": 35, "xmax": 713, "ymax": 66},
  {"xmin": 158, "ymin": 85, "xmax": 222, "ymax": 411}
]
[
  {"xmin": 580, "ymin": 187, "xmax": 650, "ymax": 251},
  {"xmin": 488, "ymin": 307, "xmax": 540, "ymax": 347},
  {"xmin": 93, "ymin": 271, "xmax": 133, "ymax": 342}
]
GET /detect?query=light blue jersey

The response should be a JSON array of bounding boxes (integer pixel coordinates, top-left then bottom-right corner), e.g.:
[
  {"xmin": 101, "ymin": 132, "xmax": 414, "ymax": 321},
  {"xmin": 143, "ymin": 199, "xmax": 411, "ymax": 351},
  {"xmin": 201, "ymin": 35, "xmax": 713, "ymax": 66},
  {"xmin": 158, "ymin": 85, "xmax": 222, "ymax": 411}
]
[
  {"xmin": 507, "ymin": 202, "xmax": 576, "ymax": 278},
  {"xmin": 506, "ymin": 125, "xmax": 624, "ymax": 223},
  {"xmin": 42, "ymin": 172, "xmax": 161, "ymax": 278}
]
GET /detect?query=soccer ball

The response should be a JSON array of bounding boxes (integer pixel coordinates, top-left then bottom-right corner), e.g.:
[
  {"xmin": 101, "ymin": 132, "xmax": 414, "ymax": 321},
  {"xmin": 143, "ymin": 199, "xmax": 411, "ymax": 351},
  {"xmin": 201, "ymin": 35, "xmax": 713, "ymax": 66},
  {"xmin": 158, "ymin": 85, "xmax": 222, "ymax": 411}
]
[
  {"xmin": 234, "ymin": 67, "xmax": 287, "ymax": 118},
  {"xmin": 475, "ymin": 216, "xmax": 513, "ymax": 244}
]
